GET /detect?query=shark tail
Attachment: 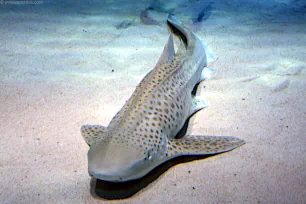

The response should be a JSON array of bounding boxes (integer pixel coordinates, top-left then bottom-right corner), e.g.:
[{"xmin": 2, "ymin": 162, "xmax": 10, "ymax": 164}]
[
  {"xmin": 167, "ymin": 14, "xmax": 193, "ymax": 47},
  {"xmin": 167, "ymin": 135, "xmax": 245, "ymax": 157}
]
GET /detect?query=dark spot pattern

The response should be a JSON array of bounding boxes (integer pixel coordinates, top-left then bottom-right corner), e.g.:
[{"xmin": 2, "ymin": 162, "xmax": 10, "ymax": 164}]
[
  {"xmin": 82, "ymin": 31, "xmax": 212, "ymax": 158},
  {"xmin": 166, "ymin": 135, "xmax": 245, "ymax": 157}
]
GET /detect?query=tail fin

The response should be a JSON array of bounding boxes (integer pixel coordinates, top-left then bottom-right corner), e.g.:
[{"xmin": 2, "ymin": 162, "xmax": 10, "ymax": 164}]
[{"xmin": 167, "ymin": 14, "xmax": 192, "ymax": 47}]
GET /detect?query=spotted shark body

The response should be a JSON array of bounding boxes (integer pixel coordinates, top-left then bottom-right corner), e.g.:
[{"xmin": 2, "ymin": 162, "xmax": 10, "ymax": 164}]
[{"xmin": 81, "ymin": 14, "xmax": 245, "ymax": 182}]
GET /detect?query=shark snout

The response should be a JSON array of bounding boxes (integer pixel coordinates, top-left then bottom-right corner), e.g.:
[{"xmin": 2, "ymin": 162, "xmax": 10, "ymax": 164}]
[
  {"xmin": 88, "ymin": 165, "xmax": 126, "ymax": 181},
  {"xmin": 87, "ymin": 143, "xmax": 147, "ymax": 182},
  {"xmin": 88, "ymin": 156, "xmax": 145, "ymax": 182}
]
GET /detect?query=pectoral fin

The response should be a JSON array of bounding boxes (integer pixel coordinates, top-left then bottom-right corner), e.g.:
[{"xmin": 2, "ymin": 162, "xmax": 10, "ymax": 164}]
[
  {"xmin": 81, "ymin": 124, "xmax": 107, "ymax": 146},
  {"xmin": 167, "ymin": 135, "xmax": 245, "ymax": 157}
]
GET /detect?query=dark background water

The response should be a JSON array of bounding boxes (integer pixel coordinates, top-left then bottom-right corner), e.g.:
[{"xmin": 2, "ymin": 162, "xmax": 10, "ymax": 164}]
[{"xmin": 0, "ymin": 0, "xmax": 305, "ymax": 22}]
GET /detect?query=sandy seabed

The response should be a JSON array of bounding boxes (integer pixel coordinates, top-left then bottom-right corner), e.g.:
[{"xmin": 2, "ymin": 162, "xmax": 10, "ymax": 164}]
[{"xmin": 0, "ymin": 2, "xmax": 305, "ymax": 204}]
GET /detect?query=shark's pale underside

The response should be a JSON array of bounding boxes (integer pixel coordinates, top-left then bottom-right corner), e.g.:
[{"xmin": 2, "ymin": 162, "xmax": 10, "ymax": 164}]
[{"xmin": 81, "ymin": 14, "xmax": 245, "ymax": 182}]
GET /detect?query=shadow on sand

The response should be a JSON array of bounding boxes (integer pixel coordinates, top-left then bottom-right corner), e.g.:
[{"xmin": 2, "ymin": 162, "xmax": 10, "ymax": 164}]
[{"xmin": 90, "ymin": 154, "xmax": 217, "ymax": 200}]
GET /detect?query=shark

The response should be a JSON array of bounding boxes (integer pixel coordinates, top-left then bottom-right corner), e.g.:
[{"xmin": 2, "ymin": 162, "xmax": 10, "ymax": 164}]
[{"xmin": 81, "ymin": 14, "xmax": 245, "ymax": 182}]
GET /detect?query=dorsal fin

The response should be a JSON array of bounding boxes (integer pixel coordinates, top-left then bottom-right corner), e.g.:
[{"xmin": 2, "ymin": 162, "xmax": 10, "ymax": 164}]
[
  {"xmin": 155, "ymin": 33, "xmax": 175, "ymax": 67},
  {"xmin": 81, "ymin": 125, "xmax": 107, "ymax": 146}
]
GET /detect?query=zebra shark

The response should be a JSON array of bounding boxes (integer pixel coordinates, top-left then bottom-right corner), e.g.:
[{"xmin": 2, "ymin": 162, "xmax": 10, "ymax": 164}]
[{"xmin": 81, "ymin": 14, "xmax": 245, "ymax": 182}]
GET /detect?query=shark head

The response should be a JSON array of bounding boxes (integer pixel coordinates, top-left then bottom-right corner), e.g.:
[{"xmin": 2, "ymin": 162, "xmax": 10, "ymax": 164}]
[
  {"xmin": 86, "ymin": 129, "xmax": 167, "ymax": 182},
  {"xmin": 88, "ymin": 144, "xmax": 141, "ymax": 181}
]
